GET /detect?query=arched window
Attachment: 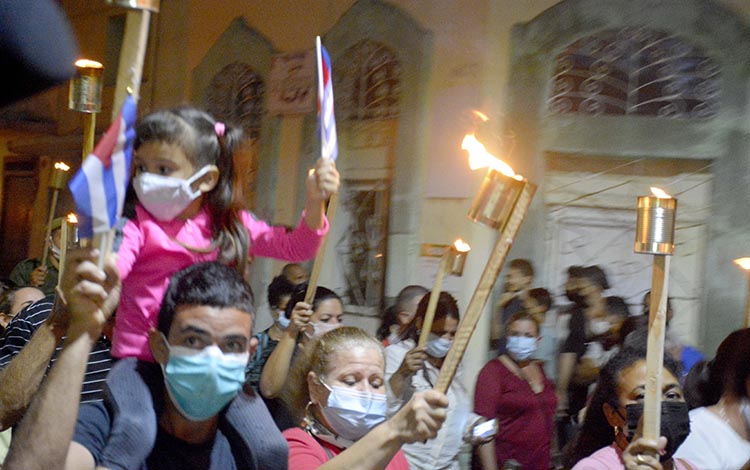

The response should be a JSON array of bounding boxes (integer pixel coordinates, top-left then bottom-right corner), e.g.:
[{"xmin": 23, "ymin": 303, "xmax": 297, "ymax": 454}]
[
  {"xmin": 339, "ymin": 39, "xmax": 400, "ymax": 122},
  {"xmin": 206, "ymin": 62, "xmax": 265, "ymax": 138},
  {"xmin": 206, "ymin": 62, "xmax": 265, "ymax": 206},
  {"xmin": 333, "ymin": 40, "xmax": 401, "ymax": 309},
  {"xmin": 548, "ymin": 27, "xmax": 720, "ymax": 119}
]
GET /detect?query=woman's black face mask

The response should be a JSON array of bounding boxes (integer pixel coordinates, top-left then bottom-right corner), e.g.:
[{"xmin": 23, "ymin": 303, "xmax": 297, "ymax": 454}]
[{"xmin": 624, "ymin": 401, "xmax": 691, "ymax": 462}]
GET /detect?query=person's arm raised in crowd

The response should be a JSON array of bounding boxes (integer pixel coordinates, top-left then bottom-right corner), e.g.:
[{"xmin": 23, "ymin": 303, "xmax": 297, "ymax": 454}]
[
  {"xmin": 259, "ymin": 301, "xmax": 312, "ymax": 398},
  {"xmin": 319, "ymin": 390, "xmax": 448, "ymax": 470},
  {"xmin": 303, "ymin": 158, "xmax": 339, "ymax": 231},
  {"xmin": 4, "ymin": 247, "xmax": 120, "ymax": 470},
  {"xmin": 0, "ymin": 297, "xmax": 67, "ymax": 430},
  {"xmin": 387, "ymin": 346, "xmax": 426, "ymax": 401}
]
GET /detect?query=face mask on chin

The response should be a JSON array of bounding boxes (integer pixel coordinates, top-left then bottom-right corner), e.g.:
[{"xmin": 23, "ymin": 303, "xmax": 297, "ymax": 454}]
[
  {"xmin": 304, "ymin": 320, "xmax": 342, "ymax": 339},
  {"xmin": 387, "ymin": 331, "xmax": 401, "ymax": 345},
  {"xmin": 133, "ymin": 165, "xmax": 215, "ymax": 221},
  {"xmin": 624, "ymin": 401, "xmax": 690, "ymax": 462}
]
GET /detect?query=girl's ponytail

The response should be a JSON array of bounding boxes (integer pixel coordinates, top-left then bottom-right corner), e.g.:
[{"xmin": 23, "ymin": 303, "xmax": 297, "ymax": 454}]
[{"xmin": 209, "ymin": 120, "xmax": 250, "ymax": 274}]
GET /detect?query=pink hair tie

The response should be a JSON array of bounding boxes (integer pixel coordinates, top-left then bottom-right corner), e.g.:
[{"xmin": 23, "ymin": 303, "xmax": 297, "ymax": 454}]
[{"xmin": 214, "ymin": 122, "xmax": 226, "ymax": 138}]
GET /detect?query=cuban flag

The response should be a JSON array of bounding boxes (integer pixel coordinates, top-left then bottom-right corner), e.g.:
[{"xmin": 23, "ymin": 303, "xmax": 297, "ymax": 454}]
[
  {"xmin": 316, "ymin": 37, "xmax": 338, "ymax": 161},
  {"xmin": 68, "ymin": 95, "xmax": 137, "ymax": 239}
]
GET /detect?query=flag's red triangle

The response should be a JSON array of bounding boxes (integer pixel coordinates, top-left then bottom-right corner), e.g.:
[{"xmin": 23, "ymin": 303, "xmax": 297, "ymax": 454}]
[{"xmin": 91, "ymin": 114, "xmax": 122, "ymax": 169}]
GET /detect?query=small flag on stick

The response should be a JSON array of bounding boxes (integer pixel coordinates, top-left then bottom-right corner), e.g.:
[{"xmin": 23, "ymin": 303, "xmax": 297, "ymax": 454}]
[
  {"xmin": 304, "ymin": 38, "xmax": 339, "ymax": 305},
  {"xmin": 316, "ymin": 36, "xmax": 338, "ymax": 161},
  {"xmin": 69, "ymin": 95, "xmax": 136, "ymax": 240}
]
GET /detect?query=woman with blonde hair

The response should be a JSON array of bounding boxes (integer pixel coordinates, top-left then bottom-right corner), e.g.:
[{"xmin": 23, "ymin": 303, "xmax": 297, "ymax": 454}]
[{"xmin": 282, "ymin": 326, "xmax": 448, "ymax": 469}]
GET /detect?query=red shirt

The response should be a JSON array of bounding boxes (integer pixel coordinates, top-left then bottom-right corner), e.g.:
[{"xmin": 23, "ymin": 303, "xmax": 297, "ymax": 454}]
[
  {"xmin": 283, "ymin": 427, "xmax": 409, "ymax": 470},
  {"xmin": 474, "ymin": 358, "xmax": 557, "ymax": 470}
]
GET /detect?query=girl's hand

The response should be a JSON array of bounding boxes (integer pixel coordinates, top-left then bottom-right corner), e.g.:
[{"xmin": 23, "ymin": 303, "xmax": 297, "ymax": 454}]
[
  {"xmin": 307, "ymin": 158, "xmax": 340, "ymax": 203},
  {"xmin": 288, "ymin": 301, "xmax": 313, "ymax": 335},
  {"xmin": 30, "ymin": 265, "xmax": 47, "ymax": 287}
]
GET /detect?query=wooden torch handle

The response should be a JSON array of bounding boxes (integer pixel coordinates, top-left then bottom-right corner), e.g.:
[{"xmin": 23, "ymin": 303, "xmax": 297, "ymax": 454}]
[
  {"xmin": 435, "ymin": 182, "xmax": 536, "ymax": 393},
  {"xmin": 304, "ymin": 192, "xmax": 339, "ymax": 305},
  {"xmin": 418, "ymin": 251, "xmax": 451, "ymax": 347},
  {"xmin": 112, "ymin": 9, "xmax": 151, "ymax": 120},
  {"xmin": 643, "ymin": 255, "xmax": 671, "ymax": 441}
]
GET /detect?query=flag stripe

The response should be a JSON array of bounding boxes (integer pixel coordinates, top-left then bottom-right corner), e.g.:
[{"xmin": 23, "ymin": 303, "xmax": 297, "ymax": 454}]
[
  {"xmin": 317, "ymin": 38, "xmax": 338, "ymax": 162},
  {"xmin": 69, "ymin": 96, "xmax": 136, "ymax": 239}
]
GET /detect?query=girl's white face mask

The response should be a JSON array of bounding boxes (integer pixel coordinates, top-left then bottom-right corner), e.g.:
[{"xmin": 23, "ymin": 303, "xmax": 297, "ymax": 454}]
[{"xmin": 133, "ymin": 165, "xmax": 214, "ymax": 221}]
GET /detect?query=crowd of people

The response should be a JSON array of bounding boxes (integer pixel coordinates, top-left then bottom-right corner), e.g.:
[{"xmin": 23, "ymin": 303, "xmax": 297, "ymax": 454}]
[
  {"xmin": 0, "ymin": 102, "xmax": 747, "ymax": 470},
  {"xmin": 3, "ymin": 2, "xmax": 746, "ymax": 468}
]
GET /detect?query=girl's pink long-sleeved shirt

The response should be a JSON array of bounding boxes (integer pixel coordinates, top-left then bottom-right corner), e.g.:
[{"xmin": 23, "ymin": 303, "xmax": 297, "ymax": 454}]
[{"xmin": 114, "ymin": 204, "xmax": 327, "ymax": 360}]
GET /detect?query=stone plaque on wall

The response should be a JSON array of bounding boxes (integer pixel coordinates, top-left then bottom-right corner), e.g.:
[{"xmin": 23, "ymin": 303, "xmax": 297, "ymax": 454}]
[{"xmin": 268, "ymin": 50, "xmax": 315, "ymax": 115}]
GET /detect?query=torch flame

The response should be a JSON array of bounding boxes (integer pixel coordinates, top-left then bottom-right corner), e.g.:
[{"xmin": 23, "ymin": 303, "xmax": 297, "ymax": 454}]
[
  {"xmin": 66, "ymin": 213, "xmax": 78, "ymax": 224},
  {"xmin": 734, "ymin": 257, "xmax": 750, "ymax": 271},
  {"xmin": 650, "ymin": 187, "xmax": 671, "ymax": 199},
  {"xmin": 472, "ymin": 110, "xmax": 489, "ymax": 122},
  {"xmin": 453, "ymin": 238, "xmax": 471, "ymax": 253},
  {"xmin": 75, "ymin": 59, "xmax": 103, "ymax": 69},
  {"xmin": 54, "ymin": 162, "xmax": 70, "ymax": 172},
  {"xmin": 462, "ymin": 134, "xmax": 522, "ymax": 180}
]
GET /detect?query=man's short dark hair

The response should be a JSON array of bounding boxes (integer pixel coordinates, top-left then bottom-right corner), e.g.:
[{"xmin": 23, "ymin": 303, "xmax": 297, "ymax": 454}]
[
  {"xmin": 509, "ymin": 258, "xmax": 534, "ymax": 278},
  {"xmin": 267, "ymin": 274, "xmax": 295, "ymax": 309},
  {"xmin": 158, "ymin": 262, "xmax": 255, "ymax": 337},
  {"xmin": 528, "ymin": 287, "xmax": 552, "ymax": 311},
  {"xmin": 582, "ymin": 265, "xmax": 609, "ymax": 291}
]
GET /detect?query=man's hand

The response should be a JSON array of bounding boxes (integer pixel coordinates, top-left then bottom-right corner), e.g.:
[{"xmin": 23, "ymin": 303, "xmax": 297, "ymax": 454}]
[
  {"xmin": 60, "ymin": 247, "xmax": 120, "ymax": 338},
  {"xmin": 30, "ymin": 266, "xmax": 47, "ymax": 287},
  {"xmin": 288, "ymin": 301, "xmax": 313, "ymax": 336}
]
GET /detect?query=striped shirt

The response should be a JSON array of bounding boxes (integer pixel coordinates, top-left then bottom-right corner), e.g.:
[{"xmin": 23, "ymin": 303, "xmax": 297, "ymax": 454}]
[{"xmin": 0, "ymin": 295, "xmax": 112, "ymax": 403}]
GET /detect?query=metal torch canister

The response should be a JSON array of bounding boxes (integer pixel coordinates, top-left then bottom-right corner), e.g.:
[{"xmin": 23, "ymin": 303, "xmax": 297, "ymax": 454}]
[
  {"xmin": 448, "ymin": 246, "xmax": 468, "ymax": 276},
  {"xmin": 68, "ymin": 61, "xmax": 104, "ymax": 113},
  {"xmin": 467, "ymin": 169, "xmax": 526, "ymax": 231},
  {"xmin": 634, "ymin": 196, "xmax": 677, "ymax": 255},
  {"xmin": 107, "ymin": 0, "xmax": 160, "ymax": 11}
]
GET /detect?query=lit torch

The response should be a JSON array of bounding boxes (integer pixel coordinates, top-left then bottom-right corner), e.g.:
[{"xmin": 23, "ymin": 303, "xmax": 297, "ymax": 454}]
[
  {"xmin": 418, "ymin": 239, "xmax": 471, "ymax": 348},
  {"xmin": 41, "ymin": 162, "xmax": 71, "ymax": 268},
  {"xmin": 635, "ymin": 187, "xmax": 677, "ymax": 444},
  {"xmin": 69, "ymin": 59, "xmax": 104, "ymax": 158},
  {"xmin": 434, "ymin": 119, "xmax": 537, "ymax": 393},
  {"xmin": 733, "ymin": 257, "xmax": 750, "ymax": 329},
  {"xmin": 66, "ymin": 213, "xmax": 79, "ymax": 248}
]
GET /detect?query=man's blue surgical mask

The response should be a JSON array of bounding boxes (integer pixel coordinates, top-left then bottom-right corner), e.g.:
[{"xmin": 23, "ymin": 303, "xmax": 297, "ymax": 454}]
[{"xmin": 162, "ymin": 342, "xmax": 249, "ymax": 421}]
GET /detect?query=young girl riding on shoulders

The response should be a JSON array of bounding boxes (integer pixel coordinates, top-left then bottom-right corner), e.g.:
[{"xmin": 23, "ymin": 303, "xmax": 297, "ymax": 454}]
[{"xmin": 115, "ymin": 106, "xmax": 338, "ymax": 361}]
